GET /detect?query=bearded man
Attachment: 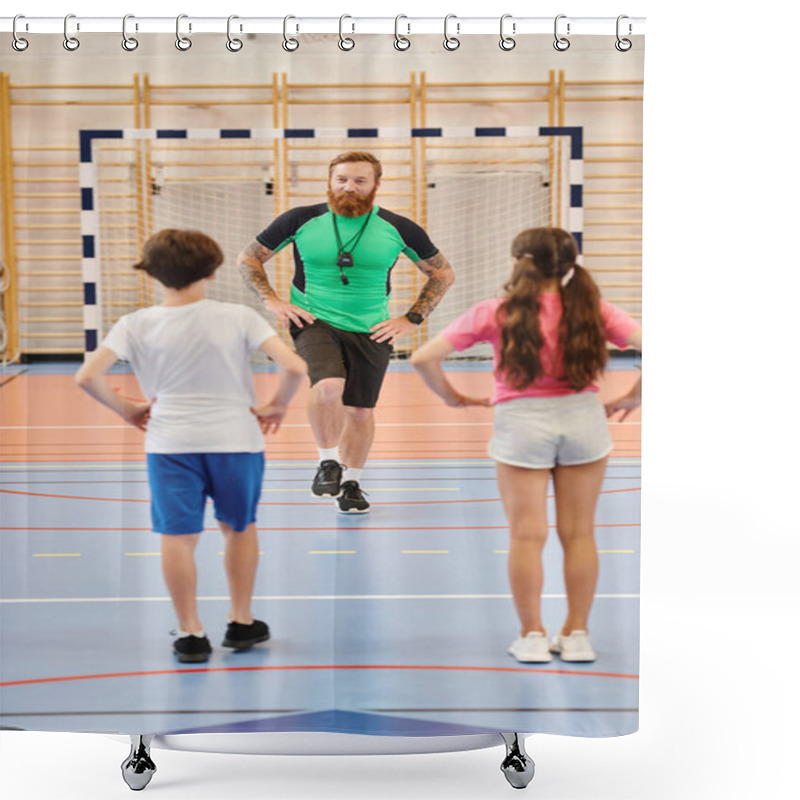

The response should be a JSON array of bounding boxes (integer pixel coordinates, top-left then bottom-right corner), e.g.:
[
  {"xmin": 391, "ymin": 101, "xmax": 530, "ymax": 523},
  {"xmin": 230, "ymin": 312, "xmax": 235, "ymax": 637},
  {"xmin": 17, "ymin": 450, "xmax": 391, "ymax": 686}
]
[{"xmin": 237, "ymin": 151, "xmax": 455, "ymax": 513}]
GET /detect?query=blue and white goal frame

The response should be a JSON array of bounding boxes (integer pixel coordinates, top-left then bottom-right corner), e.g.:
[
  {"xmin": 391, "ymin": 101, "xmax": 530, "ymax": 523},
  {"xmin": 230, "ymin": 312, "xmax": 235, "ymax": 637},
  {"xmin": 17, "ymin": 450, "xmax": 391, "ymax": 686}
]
[{"xmin": 79, "ymin": 125, "xmax": 583, "ymax": 352}]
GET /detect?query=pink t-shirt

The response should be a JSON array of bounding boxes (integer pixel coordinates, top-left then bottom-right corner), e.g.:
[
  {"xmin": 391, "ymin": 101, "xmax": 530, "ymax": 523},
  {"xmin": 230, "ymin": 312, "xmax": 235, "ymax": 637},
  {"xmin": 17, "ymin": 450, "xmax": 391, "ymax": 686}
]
[{"xmin": 439, "ymin": 294, "xmax": 640, "ymax": 404}]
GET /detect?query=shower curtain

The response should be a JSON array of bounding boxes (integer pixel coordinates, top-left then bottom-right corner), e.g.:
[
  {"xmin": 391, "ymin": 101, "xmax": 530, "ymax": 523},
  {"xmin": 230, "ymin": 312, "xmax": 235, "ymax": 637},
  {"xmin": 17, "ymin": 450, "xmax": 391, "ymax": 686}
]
[{"xmin": 0, "ymin": 22, "xmax": 644, "ymax": 742}]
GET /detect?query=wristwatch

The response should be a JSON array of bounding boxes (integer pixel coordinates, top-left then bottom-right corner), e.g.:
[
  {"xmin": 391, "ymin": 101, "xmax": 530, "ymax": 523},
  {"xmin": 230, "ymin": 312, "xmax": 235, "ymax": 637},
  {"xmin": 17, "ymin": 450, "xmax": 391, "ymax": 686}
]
[{"xmin": 404, "ymin": 311, "xmax": 424, "ymax": 325}]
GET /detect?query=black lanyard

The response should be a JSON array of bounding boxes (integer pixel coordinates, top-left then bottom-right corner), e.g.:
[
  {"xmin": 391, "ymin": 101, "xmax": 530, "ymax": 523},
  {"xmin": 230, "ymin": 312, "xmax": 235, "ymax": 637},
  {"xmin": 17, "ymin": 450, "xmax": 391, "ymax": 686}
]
[{"xmin": 332, "ymin": 210, "xmax": 373, "ymax": 284}]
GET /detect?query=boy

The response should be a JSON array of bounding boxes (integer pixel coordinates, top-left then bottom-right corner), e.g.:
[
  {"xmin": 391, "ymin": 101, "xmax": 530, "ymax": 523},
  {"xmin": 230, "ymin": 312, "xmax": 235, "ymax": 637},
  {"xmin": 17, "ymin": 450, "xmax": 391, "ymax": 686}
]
[{"xmin": 75, "ymin": 229, "xmax": 307, "ymax": 663}]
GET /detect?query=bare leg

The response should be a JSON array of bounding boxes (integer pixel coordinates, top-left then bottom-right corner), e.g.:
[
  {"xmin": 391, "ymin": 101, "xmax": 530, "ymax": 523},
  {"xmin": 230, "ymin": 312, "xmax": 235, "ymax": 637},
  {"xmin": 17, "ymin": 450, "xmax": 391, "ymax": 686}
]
[
  {"xmin": 221, "ymin": 521, "xmax": 259, "ymax": 624},
  {"xmin": 306, "ymin": 377, "xmax": 346, "ymax": 450},
  {"xmin": 552, "ymin": 457, "xmax": 607, "ymax": 634},
  {"xmin": 339, "ymin": 406, "xmax": 375, "ymax": 470},
  {"xmin": 495, "ymin": 462, "xmax": 552, "ymax": 636},
  {"xmin": 160, "ymin": 533, "xmax": 203, "ymax": 634}
]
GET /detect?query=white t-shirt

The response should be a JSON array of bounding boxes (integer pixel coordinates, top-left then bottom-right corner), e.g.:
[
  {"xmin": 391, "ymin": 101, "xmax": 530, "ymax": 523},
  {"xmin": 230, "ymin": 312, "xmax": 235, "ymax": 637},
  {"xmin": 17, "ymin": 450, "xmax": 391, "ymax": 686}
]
[{"xmin": 101, "ymin": 299, "xmax": 277, "ymax": 454}]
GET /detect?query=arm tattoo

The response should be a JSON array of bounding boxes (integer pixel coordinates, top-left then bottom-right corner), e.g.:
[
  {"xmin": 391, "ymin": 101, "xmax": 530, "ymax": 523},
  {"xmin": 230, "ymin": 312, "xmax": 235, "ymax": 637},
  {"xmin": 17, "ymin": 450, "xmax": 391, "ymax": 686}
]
[
  {"xmin": 237, "ymin": 240, "xmax": 279, "ymax": 302},
  {"xmin": 408, "ymin": 252, "xmax": 455, "ymax": 319}
]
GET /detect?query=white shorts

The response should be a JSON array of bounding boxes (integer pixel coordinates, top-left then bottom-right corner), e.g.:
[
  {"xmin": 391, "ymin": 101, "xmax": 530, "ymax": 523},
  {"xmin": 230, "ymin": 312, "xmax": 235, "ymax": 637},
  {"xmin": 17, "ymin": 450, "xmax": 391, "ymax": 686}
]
[{"xmin": 489, "ymin": 392, "xmax": 613, "ymax": 469}]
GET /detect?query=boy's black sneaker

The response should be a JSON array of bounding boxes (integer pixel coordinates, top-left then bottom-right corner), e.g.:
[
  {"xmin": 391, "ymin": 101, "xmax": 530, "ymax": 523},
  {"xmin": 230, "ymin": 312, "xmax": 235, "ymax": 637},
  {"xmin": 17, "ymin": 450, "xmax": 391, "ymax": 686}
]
[
  {"xmin": 173, "ymin": 634, "xmax": 212, "ymax": 664},
  {"xmin": 336, "ymin": 480, "xmax": 370, "ymax": 514},
  {"xmin": 312, "ymin": 460, "xmax": 343, "ymax": 497},
  {"xmin": 222, "ymin": 619, "xmax": 271, "ymax": 651}
]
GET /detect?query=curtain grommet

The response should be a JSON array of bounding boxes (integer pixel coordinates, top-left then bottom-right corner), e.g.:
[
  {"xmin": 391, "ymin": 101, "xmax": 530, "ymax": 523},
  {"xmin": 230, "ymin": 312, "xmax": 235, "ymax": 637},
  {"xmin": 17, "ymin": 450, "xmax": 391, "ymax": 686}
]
[
  {"xmin": 553, "ymin": 14, "xmax": 570, "ymax": 51},
  {"xmin": 63, "ymin": 14, "xmax": 80, "ymax": 51},
  {"xmin": 226, "ymin": 15, "xmax": 243, "ymax": 52},
  {"xmin": 338, "ymin": 15, "xmax": 355, "ymax": 51},
  {"xmin": 499, "ymin": 14, "xmax": 516, "ymax": 51},
  {"xmin": 121, "ymin": 14, "xmax": 139, "ymax": 51},
  {"xmin": 443, "ymin": 14, "xmax": 460, "ymax": 51},
  {"xmin": 12, "ymin": 14, "xmax": 29, "ymax": 51},
  {"xmin": 394, "ymin": 15, "xmax": 411, "ymax": 51},
  {"xmin": 175, "ymin": 14, "xmax": 192, "ymax": 51},
  {"xmin": 615, "ymin": 15, "xmax": 633, "ymax": 51}
]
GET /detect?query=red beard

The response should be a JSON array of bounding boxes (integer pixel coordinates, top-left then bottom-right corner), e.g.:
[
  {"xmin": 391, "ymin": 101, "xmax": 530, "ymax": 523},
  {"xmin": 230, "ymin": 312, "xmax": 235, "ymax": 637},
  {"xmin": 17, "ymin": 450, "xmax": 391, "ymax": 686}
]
[{"xmin": 327, "ymin": 186, "xmax": 377, "ymax": 217}]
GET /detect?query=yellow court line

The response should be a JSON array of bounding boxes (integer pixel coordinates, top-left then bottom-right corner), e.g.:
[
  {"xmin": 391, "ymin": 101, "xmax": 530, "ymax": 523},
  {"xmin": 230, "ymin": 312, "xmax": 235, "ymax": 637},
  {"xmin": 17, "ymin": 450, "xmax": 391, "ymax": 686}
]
[
  {"xmin": 402, "ymin": 550, "xmax": 450, "ymax": 555},
  {"xmin": 309, "ymin": 551, "xmax": 357, "ymax": 555},
  {"xmin": 32, "ymin": 553, "xmax": 81, "ymax": 558},
  {"xmin": 494, "ymin": 549, "xmax": 636, "ymax": 555},
  {"xmin": 263, "ymin": 487, "xmax": 459, "ymax": 493},
  {"xmin": 217, "ymin": 551, "xmax": 266, "ymax": 556},
  {"xmin": 125, "ymin": 552, "xmax": 160, "ymax": 557}
]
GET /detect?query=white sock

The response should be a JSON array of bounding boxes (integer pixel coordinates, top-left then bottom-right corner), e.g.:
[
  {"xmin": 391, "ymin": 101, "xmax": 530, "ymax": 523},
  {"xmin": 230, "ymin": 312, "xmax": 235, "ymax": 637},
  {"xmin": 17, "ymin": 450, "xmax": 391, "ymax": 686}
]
[
  {"xmin": 345, "ymin": 467, "xmax": 363, "ymax": 483},
  {"xmin": 318, "ymin": 447, "xmax": 340, "ymax": 463},
  {"xmin": 177, "ymin": 629, "xmax": 205, "ymax": 639}
]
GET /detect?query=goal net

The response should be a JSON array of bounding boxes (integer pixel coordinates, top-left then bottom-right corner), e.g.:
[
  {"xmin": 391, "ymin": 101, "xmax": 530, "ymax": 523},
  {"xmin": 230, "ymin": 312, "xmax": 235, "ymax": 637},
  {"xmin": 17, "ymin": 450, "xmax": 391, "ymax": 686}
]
[{"xmin": 88, "ymin": 130, "xmax": 572, "ymax": 361}]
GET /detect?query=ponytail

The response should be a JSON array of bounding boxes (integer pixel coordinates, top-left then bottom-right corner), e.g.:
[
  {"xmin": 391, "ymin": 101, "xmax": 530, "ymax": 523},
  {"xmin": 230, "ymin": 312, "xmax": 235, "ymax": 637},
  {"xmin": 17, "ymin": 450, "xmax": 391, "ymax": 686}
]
[
  {"xmin": 498, "ymin": 227, "xmax": 608, "ymax": 392},
  {"xmin": 559, "ymin": 264, "xmax": 607, "ymax": 391},
  {"xmin": 497, "ymin": 257, "xmax": 544, "ymax": 390}
]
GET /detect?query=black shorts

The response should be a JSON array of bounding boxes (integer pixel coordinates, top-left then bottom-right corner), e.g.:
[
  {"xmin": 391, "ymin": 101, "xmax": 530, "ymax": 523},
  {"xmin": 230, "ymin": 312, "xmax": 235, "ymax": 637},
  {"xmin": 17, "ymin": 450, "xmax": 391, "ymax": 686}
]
[{"xmin": 290, "ymin": 319, "xmax": 393, "ymax": 409}]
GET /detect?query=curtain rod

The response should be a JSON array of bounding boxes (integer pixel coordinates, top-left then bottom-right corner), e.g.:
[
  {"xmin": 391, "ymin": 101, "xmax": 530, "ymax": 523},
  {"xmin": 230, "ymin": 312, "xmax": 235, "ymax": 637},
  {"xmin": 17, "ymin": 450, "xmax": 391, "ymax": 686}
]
[{"xmin": 1, "ymin": 16, "xmax": 646, "ymax": 37}]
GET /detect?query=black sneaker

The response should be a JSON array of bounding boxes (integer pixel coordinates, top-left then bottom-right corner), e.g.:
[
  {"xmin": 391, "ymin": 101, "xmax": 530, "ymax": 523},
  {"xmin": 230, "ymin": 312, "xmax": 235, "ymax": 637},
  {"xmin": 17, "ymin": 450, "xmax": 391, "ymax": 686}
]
[
  {"xmin": 222, "ymin": 619, "xmax": 271, "ymax": 651},
  {"xmin": 312, "ymin": 460, "xmax": 343, "ymax": 497},
  {"xmin": 336, "ymin": 480, "xmax": 370, "ymax": 514},
  {"xmin": 173, "ymin": 634, "xmax": 212, "ymax": 663}
]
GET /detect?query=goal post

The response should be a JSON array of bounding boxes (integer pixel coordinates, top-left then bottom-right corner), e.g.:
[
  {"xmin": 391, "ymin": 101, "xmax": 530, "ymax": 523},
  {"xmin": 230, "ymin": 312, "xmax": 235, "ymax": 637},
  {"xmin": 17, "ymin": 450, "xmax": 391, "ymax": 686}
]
[{"xmin": 79, "ymin": 126, "xmax": 583, "ymax": 357}]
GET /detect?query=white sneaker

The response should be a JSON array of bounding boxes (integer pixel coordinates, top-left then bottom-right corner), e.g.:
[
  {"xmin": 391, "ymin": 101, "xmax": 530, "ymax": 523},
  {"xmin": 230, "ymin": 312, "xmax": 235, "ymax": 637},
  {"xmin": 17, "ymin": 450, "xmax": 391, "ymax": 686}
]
[
  {"xmin": 507, "ymin": 631, "xmax": 552, "ymax": 663},
  {"xmin": 549, "ymin": 630, "xmax": 597, "ymax": 662}
]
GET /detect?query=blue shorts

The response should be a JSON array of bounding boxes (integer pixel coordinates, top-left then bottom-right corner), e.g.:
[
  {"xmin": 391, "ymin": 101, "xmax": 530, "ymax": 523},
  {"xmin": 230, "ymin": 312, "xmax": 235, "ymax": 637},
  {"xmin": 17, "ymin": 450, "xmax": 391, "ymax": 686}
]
[{"xmin": 146, "ymin": 452, "xmax": 265, "ymax": 535}]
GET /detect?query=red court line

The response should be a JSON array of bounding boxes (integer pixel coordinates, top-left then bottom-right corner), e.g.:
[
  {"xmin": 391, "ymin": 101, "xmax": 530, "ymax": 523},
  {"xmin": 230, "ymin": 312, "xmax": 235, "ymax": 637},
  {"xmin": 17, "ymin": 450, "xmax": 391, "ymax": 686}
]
[
  {"xmin": 0, "ymin": 663, "xmax": 639, "ymax": 688},
  {"xmin": 0, "ymin": 486, "xmax": 640, "ymax": 505}
]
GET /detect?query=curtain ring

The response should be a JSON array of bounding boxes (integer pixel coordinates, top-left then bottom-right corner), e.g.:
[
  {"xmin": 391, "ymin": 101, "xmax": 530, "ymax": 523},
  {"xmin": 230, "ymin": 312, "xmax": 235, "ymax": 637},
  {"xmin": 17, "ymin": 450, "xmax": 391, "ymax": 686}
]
[
  {"xmin": 175, "ymin": 14, "xmax": 192, "ymax": 51},
  {"xmin": 499, "ymin": 14, "xmax": 516, "ymax": 51},
  {"xmin": 553, "ymin": 14, "xmax": 570, "ymax": 51},
  {"xmin": 338, "ymin": 15, "xmax": 355, "ymax": 51},
  {"xmin": 394, "ymin": 15, "xmax": 411, "ymax": 51},
  {"xmin": 282, "ymin": 15, "xmax": 299, "ymax": 51},
  {"xmin": 443, "ymin": 14, "xmax": 460, "ymax": 51},
  {"xmin": 122, "ymin": 14, "xmax": 139, "ymax": 51},
  {"xmin": 12, "ymin": 15, "xmax": 29, "ymax": 51},
  {"xmin": 63, "ymin": 14, "xmax": 80, "ymax": 51},
  {"xmin": 615, "ymin": 15, "xmax": 632, "ymax": 52},
  {"xmin": 226, "ymin": 15, "xmax": 243, "ymax": 52}
]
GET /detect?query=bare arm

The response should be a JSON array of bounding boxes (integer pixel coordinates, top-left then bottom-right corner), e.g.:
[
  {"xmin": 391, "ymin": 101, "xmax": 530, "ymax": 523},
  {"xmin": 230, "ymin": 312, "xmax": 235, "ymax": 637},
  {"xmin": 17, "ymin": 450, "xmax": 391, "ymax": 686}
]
[
  {"xmin": 605, "ymin": 326, "xmax": 642, "ymax": 421},
  {"xmin": 410, "ymin": 335, "xmax": 491, "ymax": 408},
  {"xmin": 237, "ymin": 239, "xmax": 315, "ymax": 327},
  {"xmin": 370, "ymin": 251, "xmax": 456, "ymax": 343},
  {"xmin": 251, "ymin": 336, "xmax": 308, "ymax": 434},
  {"xmin": 75, "ymin": 347, "xmax": 152, "ymax": 430}
]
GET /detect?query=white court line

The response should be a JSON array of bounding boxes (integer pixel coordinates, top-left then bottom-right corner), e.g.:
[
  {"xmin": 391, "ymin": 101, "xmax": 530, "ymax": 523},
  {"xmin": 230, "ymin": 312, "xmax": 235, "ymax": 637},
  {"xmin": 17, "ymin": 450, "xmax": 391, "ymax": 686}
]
[
  {"xmin": 0, "ymin": 421, "xmax": 640, "ymax": 430},
  {"xmin": 0, "ymin": 458, "xmax": 642, "ymax": 471},
  {"xmin": 0, "ymin": 593, "xmax": 639, "ymax": 604}
]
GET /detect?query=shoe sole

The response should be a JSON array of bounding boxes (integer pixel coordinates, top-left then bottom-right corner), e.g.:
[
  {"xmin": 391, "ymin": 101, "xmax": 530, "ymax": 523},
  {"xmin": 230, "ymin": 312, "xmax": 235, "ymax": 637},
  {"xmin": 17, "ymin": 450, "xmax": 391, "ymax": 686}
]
[
  {"xmin": 507, "ymin": 649, "xmax": 552, "ymax": 663},
  {"xmin": 174, "ymin": 651, "xmax": 211, "ymax": 663},
  {"xmin": 552, "ymin": 652, "xmax": 596, "ymax": 662},
  {"xmin": 312, "ymin": 488, "xmax": 342, "ymax": 498},
  {"xmin": 336, "ymin": 505, "xmax": 370, "ymax": 514},
  {"xmin": 221, "ymin": 634, "xmax": 271, "ymax": 651}
]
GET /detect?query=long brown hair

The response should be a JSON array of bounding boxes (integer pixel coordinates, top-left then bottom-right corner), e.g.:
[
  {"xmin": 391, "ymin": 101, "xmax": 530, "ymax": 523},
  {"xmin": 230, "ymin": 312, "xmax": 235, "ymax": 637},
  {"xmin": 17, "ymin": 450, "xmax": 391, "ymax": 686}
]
[{"xmin": 497, "ymin": 227, "xmax": 607, "ymax": 391}]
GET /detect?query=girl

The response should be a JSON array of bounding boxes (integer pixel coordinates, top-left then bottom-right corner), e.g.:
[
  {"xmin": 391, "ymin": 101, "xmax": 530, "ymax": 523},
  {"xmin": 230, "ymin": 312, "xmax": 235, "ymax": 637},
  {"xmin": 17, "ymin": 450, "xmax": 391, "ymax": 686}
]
[{"xmin": 410, "ymin": 227, "xmax": 641, "ymax": 663}]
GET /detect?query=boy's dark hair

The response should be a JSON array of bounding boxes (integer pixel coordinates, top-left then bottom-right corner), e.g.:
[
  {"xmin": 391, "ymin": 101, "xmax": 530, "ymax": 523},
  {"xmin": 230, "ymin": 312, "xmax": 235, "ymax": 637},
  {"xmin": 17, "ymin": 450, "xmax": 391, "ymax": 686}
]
[{"xmin": 134, "ymin": 229, "xmax": 224, "ymax": 289}]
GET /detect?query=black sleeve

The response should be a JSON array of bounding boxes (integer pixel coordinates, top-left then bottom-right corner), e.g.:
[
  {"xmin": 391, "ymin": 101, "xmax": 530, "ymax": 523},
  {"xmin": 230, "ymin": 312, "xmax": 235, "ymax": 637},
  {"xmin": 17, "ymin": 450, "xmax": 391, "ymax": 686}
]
[
  {"xmin": 376, "ymin": 208, "xmax": 439, "ymax": 262},
  {"xmin": 255, "ymin": 204, "xmax": 327, "ymax": 252}
]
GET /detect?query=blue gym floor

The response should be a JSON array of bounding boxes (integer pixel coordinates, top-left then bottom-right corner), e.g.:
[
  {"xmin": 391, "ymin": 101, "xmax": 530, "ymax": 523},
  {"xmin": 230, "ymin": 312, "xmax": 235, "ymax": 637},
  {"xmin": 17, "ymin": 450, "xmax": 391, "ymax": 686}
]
[{"xmin": 0, "ymin": 362, "xmax": 640, "ymax": 738}]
